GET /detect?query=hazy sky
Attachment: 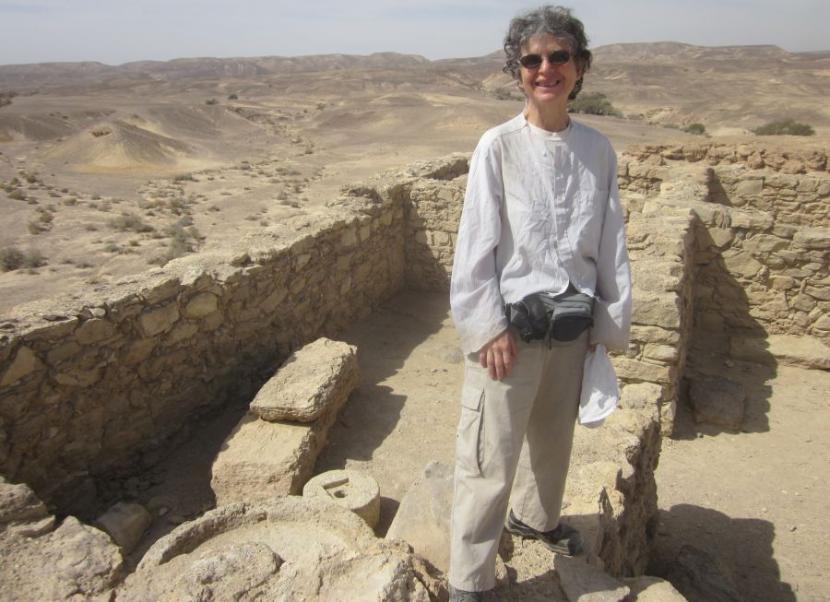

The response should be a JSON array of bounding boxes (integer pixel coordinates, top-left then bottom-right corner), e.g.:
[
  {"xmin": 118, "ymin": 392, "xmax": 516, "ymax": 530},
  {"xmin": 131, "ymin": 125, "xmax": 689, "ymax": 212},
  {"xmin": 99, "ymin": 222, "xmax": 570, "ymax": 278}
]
[{"xmin": 1, "ymin": 0, "xmax": 827, "ymax": 66}]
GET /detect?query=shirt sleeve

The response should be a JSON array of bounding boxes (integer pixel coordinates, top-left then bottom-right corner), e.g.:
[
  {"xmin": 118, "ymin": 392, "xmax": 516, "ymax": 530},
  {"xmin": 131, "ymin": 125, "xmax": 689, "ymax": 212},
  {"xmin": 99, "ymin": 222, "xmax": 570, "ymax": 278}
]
[
  {"xmin": 450, "ymin": 137, "xmax": 509, "ymax": 354},
  {"xmin": 590, "ymin": 149, "xmax": 632, "ymax": 352}
]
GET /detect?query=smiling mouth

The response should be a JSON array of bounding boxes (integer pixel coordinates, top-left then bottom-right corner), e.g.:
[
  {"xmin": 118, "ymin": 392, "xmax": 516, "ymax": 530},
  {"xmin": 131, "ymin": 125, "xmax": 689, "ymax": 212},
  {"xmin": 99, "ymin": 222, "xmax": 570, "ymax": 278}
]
[{"xmin": 535, "ymin": 78, "xmax": 562, "ymax": 89}]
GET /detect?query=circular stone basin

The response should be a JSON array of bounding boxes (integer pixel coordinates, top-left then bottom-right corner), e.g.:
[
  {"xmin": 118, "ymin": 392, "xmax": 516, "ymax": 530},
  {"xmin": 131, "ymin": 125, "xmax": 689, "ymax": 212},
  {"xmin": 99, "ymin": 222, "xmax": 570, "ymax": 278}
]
[
  {"xmin": 302, "ymin": 469, "xmax": 381, "ymax": 529},
  {"xmin": 118, "ymin": 497, "xmax": 433, "ymax": 601}
]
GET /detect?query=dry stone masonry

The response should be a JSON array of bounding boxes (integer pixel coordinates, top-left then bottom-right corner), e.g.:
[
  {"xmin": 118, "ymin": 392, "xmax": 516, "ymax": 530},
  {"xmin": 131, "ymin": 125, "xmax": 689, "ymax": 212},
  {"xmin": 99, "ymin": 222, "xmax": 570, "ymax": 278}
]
[{"xmin": 0, "ymin": 141, "xmax": 828, "ymax": 599}]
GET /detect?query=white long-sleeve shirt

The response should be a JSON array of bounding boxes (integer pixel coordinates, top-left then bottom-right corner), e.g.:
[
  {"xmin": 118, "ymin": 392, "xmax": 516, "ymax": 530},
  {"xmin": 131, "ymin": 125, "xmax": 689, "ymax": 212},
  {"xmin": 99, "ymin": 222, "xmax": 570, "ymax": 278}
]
[{"xmin": 450, "ymin": 113, "xmax": 632, "ymax": 354}]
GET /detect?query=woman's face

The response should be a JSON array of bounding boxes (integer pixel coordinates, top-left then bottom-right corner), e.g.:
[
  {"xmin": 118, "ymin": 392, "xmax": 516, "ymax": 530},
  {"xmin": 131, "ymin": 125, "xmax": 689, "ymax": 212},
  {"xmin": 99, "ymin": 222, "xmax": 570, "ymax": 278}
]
[{"xmin": 519, "ymin": 34, "xmax": 581, "ymax": 109}]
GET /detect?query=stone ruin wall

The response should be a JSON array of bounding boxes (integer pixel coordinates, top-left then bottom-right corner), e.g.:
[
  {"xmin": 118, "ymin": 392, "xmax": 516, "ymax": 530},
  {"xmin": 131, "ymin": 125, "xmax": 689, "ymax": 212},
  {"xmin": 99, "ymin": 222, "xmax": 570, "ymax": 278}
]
[
  {"xmin": 0, "ymin": 197, "xmax": 407, "ymax": 509},
  {"xmin": 620, "ymin": 144, "xmax": 830, "ymax": 369},
  {"xmin": 0, "ymin": 143, "xmax": 826, "ymax": 587}
]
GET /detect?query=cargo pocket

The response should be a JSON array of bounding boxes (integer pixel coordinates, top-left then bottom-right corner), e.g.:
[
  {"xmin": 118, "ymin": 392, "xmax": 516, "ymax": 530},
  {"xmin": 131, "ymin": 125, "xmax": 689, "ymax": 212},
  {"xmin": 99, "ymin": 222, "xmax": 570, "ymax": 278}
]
[{"xmin": 456, "ymin": 383, "xmax": 486, "ymax": 476}]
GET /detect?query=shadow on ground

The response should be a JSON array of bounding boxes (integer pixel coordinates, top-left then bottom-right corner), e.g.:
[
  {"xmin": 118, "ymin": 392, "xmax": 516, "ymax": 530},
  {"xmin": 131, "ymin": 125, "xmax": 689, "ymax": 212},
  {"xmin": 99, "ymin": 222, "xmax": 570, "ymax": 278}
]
[{"xmin": 650, "ymin": 503, "xmax": 795, "ymax": 602}]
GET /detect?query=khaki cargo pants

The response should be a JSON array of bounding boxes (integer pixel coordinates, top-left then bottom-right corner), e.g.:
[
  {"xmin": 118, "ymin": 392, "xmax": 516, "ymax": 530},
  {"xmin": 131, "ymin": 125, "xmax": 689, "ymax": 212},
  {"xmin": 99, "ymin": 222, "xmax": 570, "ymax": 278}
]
[{"xmin": 448, "ymin": 333, "xmax": 588, "ymax": 592}]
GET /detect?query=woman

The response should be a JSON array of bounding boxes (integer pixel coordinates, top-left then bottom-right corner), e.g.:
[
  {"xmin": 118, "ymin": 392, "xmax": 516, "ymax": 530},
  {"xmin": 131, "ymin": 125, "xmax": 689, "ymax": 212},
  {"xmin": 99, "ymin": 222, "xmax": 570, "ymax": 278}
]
[{"xmin": 448, "ymin": 6, "xmax": 631, "ymax": 600}]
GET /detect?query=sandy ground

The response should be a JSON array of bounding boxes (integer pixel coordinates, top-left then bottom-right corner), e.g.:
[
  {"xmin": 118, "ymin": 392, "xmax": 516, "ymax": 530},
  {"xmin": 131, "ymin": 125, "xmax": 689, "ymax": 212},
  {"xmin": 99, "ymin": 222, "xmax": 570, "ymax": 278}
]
[{"xmin": 128, "ymin": 292, "xmax": 830, "ymax": 601}]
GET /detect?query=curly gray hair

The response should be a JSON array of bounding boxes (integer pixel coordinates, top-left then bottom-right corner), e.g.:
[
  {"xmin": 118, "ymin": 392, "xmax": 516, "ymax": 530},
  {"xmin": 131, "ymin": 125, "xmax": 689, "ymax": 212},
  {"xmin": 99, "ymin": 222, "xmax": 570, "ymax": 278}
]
[{"xmin": 503, "ymin": 5, "xmax": 592, "ymax": 100}]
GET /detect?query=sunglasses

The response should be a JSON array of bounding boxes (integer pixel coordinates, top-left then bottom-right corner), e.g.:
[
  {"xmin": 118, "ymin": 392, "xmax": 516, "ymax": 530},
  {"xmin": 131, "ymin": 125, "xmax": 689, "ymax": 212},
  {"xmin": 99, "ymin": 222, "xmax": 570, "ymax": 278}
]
[{"xmin": 518, "ymin": 50, "xmax": 572, "ymax": 69}]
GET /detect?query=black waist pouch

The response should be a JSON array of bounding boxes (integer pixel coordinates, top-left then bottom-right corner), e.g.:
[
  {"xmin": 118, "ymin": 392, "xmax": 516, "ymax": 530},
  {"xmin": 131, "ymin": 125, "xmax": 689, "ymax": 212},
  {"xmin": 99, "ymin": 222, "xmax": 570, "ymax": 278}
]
[{"xmin": 507, "ymin": 288, "xmax": 594, "ymax": 347}]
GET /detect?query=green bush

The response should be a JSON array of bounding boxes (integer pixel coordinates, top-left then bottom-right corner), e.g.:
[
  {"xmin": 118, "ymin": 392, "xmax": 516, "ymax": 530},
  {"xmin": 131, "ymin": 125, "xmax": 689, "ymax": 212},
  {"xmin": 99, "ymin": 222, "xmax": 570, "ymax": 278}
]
[
  {"xmin": 753, "ymin": 119, "xmax": 815, "ymax": 136},
  {"xmin": 569, "ymin": 92, "xmax": 622, "ymax": 117},
  {"xmin": 684, "ymin": 123, "xmax": 706, "ymax": 135}
]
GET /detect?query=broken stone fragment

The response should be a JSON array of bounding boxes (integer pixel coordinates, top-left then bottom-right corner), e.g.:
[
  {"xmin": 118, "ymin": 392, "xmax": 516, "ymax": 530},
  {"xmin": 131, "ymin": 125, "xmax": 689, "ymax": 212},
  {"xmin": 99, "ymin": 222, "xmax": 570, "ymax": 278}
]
[
  {"xmin": 95, "ymin": 501, "xmax": 152, "ymax": 553},
  {"xmin": 554, "ymin": 554, "xmax": 630, "ymax": 602},
  {"xmin": 385, "ymin": 461, "xmax": 453, "ymax": 573},
  {"xmin": 0, "ymin": 477, "xmax": 50, "ymax": 526},
  {"xmin": 303, "ymin": 469, "xmax": 380, "ymax": 528},
  {"xmin": 250, "ymin": 337, "xmax": 359, "ymax": 423},
  {"xmin": 0, "ymin": 516, "xmax": 123, "ymax": 601},
  {"xmin": 624, "ymin": 575, "xmax": 688, "ymax": 601}
]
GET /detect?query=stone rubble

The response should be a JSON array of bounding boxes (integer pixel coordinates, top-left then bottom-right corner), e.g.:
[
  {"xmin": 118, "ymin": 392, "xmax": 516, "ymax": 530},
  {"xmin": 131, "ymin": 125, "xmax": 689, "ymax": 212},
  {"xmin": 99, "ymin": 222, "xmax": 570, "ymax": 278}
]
[{"xmin": 94, "ymin": 501, "xmax": 152, "ymax": 553}]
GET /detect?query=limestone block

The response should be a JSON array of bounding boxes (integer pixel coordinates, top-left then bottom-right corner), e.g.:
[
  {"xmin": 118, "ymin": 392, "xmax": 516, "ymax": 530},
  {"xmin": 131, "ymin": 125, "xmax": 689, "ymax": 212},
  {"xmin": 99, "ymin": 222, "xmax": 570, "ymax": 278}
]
[
  {"xmin": 250, "ymin": 337, "xmax": 358, "ymax": 423},
  {"xmin": 554, "ymin": 555, "xmax": 630, "ymax": 602},
  {"xmin": 619, "ymin": 382, "xmax": 664, "ymax": 411},
  {"xmin": 742, "ymin": 234, "xmax": 789, "ymax": 256},
  {"xmin": 183, "ymin": 292, "xmax": 219, "ymax": 318},
  {"xmin": 303, "ymin": 469, "xmax": 380, "ymax": 528},
  {"xmin": 211, "ymin": 395, "xmax": 347, "ymax": 506},
  {"xmin": 643, "ymin": 343, "xmax": 678, "ymax": 363},
  {"xmin": 792, "ymin": 227, "xmax": 830, "ymax": 250},
  {"xmin": 735, "ymin": 178, "xmax": 763, "ymax": 196},
  {"xmin": 120, "ymin": 499, "xmax": 436, "ymax": 602},
  {"xmin": 46, "ymin": 341, "xmax": 81, "ymax": 365},
  {"xmin": 705, "ymin": 227, "xmax": 735, "ymax": 249},
  {"xmin": 139, "ymin": 302, "xmax": 180, "ymax": 337},
  {"xmin": 386, "ymin": 461, "xmax": 453, "ymax": 572},
  {"xmin": 613, "ymin": 357, "xmax": 672, "ymax": 384},
  {"xmin": 0, "ymin": 516, "xmax": 124, "ymax": 601},
  {"xmin": 631, "ymin": 291, "xmax": 681, "ymax": 330},
  {"xmin": 624, "ymin": 576, "xmax": 688, "ymax": 601},
  {"xmin": 54, "ymin": 366, "xmax": 102, "ymax": 387},
  {"xmin": 689, "ymin": 375, "xmax": 746, "ymax": 430},
  {"xmin": 630, "ymin": 325, "xmax": 681, "ymax": 346},
  {"xmin": 75, "ymin": 318, "xmax": 117, "ymax": 344},
  {"xmin": 1, "ymin": 346, "xmax": 42, "ymax": 386},
  {"xmin": 95, "ymin": 501, "xmax": 152, "ymax": 553},
  {"xmin": 728, "ymin": 209, "xmax": 772, "ymax": 231},
  {"xmin": 722, "ymin": 250, "xmax": 763, "ymax": 279},
  {"xmin": 804, "ymin": 285, "xmax": 830, "ymax": 301}
]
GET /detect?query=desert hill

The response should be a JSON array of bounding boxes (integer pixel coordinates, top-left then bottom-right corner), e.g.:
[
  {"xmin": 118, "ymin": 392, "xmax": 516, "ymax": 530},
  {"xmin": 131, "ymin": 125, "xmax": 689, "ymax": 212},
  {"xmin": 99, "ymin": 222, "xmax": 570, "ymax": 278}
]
[{"xmin": 1, "ymin": 41, "xmax": 828, "ymax": 311}]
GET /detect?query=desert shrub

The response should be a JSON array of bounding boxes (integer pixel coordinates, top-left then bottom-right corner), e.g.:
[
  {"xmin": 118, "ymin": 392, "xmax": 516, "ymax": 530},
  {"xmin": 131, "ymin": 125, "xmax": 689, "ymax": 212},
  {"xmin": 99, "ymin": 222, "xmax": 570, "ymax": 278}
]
[
  {"xmin": 0, "ymin": 91, "xmax": 16, "ymax": 108},
  {"xmin": 569, "ymin": 92, "xmax": 622, "ymax": 117},
  {"xmin": 228, "ymin": 93, "xmax": 238, "ymax": 100},
  {"xmin": 91, "ymin": 127, "xmax": 112, "ymax": 137},
  {"xmin": 108, "ymin": 212, "xmax": 154, "ymax": 233},
  {"xmin": 27, "ymin": 210, "xmax": 52, "ymax": 234},
  {"xmin": 683, "ymin": 123, "xmax": 706, "ymax": 135},
  {"xmin": 151, "ymin": 222, "xmax": 201, "ymax": 265},
  {"xmin": 8, "ymin": 189, "xmax": 26, "ymax": 201},
  {"xmin": 1, "ymin": 246, "xmax": 45, "ymax": 271},
  {"xmin": 205, "ymin": 98, "xmax": 218, "ymax": 106},
  {"xmin": 493, "ymin": 87, "xmax": 523, "ymax": 101},
  {"xmin": 753, "ymin": 119, "xmax": 815, "ymax": 136},
  {"xmin": 173, "ymin": 173, "xmax": 197, "ymax": 183}
]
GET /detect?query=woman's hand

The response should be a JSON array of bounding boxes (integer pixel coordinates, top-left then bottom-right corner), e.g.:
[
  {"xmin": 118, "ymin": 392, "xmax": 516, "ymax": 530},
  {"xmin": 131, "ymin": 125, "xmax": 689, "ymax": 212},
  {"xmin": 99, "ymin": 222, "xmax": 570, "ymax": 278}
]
[{"xmin": 478, "ymin": 328, "xmax": 519, "ymax": 381}]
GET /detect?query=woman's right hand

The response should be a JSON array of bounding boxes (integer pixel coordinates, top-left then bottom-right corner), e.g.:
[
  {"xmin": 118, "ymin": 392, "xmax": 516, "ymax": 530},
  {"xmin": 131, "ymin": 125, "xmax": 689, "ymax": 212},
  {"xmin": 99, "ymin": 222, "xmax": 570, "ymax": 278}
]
[{"xmin": 478, "ymin": 328, "xmax": 519, "ymax": 381}]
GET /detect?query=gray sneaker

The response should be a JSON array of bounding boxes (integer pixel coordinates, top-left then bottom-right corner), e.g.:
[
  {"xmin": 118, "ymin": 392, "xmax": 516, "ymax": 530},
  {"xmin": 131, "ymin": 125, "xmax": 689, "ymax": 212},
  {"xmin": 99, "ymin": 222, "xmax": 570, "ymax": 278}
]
[{"xmin": 505, "ymin": 509, "xmax": 583, "ymax": 555}]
